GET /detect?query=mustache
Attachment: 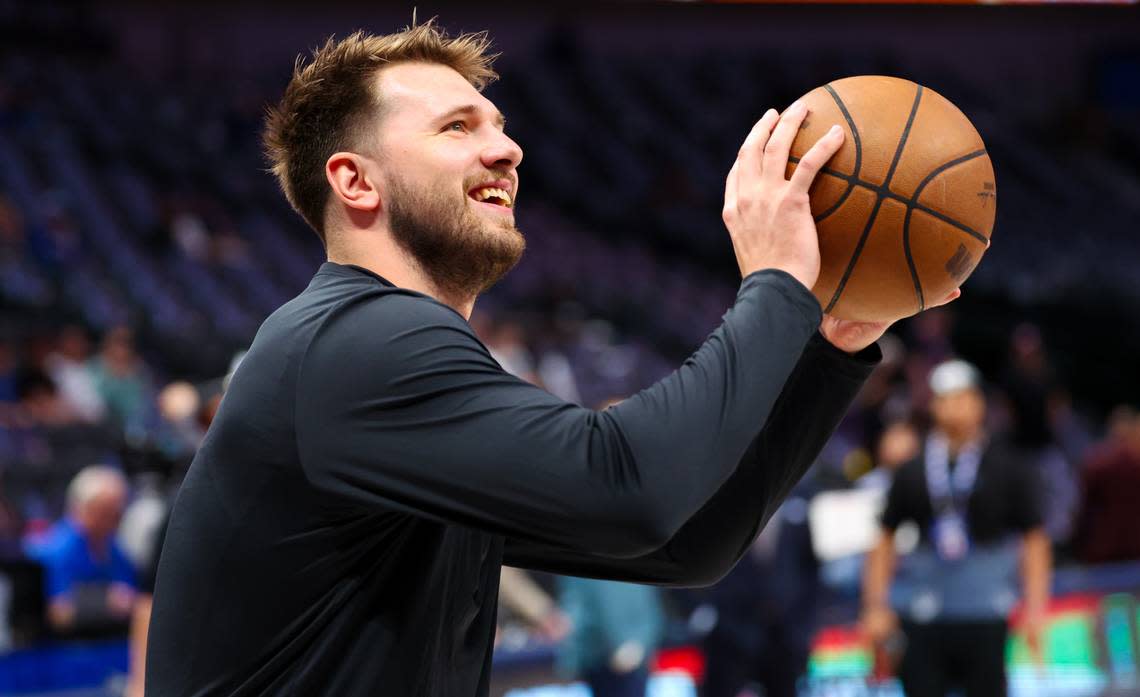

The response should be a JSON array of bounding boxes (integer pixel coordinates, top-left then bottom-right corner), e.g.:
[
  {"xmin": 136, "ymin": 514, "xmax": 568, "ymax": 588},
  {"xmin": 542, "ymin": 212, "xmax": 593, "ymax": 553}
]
[{"xmin": 464, "ymin": 170, "xmax": 516, "ymax": 191}]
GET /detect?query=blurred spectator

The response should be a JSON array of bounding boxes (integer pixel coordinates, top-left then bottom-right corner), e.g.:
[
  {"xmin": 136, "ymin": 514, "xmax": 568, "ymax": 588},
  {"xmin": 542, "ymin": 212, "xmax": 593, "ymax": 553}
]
[
  {"xmin": 17, "ymin": 366, "xmax": 81, "ymax": 428},
  {"xmin": 43, "ymin": 324, "xmax": 106, "ymax": 424},
  {"xmin": 4, "ymin": 368, "xmax": 117, "ymax": 520},
  {"xmin": 485, "ymin": 317, "xmax": 539, "ymax": 384},
  {"xmin": 557, "ymin": 576, "xmax": 664, "ymax": 697},
  {"xmin": 861, "ymin": 359, "xmax": 1051, "ymax": 697},
  {"xmin": 152, "ymin": 380, "xmax": 207, "ymax": 460},
  {"xmin": 1073, "ymin": 406, "xmax": 1140, "ymax": 564},
  {"xmin": 693, "ymin": 493, "xmax": 819, "ymax": 697},
  {"xmin": 125, "ymin": 507, "xmax": 169, "ymax": 697},
  {"xmin": 1001, "ymin": 324, "xmax": 1079, "ymax": 548},
  {"xmin": 1002, "ymin": 323, "xmax": 1055, "ymax": 447},
  {"xmin": 88, "ymin": 326, "xmax": 153, "ymax": 434},
  {"xmin": 25, "ymin": 465, "xmax": 136, "ymax": 637},
  {"xmin": 857, "ymin": 419, "xmax": 922, "ymax": 494}
]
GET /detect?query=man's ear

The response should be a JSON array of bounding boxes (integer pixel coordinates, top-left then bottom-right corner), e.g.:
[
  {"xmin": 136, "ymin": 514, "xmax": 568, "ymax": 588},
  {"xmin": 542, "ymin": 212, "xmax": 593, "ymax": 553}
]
[{"xmin": 326, "ymin": 152, "xmax": 382, "ymax": 212}]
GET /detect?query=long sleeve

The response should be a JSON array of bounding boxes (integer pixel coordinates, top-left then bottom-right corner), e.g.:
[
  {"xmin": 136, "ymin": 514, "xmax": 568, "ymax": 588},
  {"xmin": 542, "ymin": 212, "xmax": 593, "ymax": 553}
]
[
  {"xmin": 295, "ymin": 269, "xmax": 822, "ymax": 558},
  {"xmin": 503, "ymin": 333, "xmax": 879, "ymax": 586}
]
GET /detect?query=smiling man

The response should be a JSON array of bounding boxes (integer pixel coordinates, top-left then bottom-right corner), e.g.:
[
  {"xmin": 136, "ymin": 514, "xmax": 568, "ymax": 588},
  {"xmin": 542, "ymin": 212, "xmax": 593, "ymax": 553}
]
[{"xmin": 145, "ymin": 21, "xmax": 956, "ymax": 696}]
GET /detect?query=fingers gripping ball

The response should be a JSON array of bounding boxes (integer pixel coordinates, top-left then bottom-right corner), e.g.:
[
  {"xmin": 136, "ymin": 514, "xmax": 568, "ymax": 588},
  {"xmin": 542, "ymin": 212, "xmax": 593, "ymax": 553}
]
[{"xmin": 787, "ymin": 76, "xmax": 996, "ymax": 322}]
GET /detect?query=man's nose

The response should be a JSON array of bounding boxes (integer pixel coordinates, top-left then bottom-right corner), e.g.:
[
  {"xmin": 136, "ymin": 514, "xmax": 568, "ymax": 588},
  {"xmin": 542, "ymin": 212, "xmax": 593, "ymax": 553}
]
[{"xmin": 481, "ymin": 131, "xmax": 523, "ymax": 170}]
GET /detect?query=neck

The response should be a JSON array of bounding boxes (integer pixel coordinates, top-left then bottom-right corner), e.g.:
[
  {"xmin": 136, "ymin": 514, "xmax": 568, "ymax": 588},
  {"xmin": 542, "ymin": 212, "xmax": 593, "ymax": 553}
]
[
  {"xmin": 327, "ymin": 229, "xmax": 476, "ymax": 319},
  {"xmin": 944, "ymin": 428, "xmax": 982, "ymax": 456}
]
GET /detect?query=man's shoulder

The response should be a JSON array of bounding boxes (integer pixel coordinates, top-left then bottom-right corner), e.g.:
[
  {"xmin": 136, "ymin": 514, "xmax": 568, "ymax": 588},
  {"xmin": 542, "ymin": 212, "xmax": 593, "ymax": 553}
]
[
  {"xmin": 309, "ymin": 285, "xmax": 472, "ymax": 349},
  {"xmin": 250, "ymin": 265, "xmax": 471, "ymax": 363},
  {"xmin": 278, "ymin": 265, "xmax": 467, "ymax": 334},
  {"xmin": 289, "ymin": 274, "xmax": 482, "ymax": 383}
]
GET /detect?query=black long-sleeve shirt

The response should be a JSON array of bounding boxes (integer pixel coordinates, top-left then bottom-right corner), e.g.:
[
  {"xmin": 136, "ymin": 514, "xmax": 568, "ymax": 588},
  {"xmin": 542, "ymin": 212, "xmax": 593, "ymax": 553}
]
[{"xmin": 147, "ymin": 262, "xmax": 878, "ymax": 696}]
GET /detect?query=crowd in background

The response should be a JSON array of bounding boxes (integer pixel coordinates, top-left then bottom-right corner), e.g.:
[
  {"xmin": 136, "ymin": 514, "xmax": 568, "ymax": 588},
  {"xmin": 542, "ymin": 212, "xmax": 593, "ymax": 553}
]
[{"xmin": 0, "ymin": 2, "xmax": 1138, "ymax": 695}]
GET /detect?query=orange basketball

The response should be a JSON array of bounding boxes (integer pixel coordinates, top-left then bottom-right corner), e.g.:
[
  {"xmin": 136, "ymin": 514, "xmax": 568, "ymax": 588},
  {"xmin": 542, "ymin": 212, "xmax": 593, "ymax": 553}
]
[{"xmin": 787, "ymin": 76, "xmax": 996, "ymax": 322}]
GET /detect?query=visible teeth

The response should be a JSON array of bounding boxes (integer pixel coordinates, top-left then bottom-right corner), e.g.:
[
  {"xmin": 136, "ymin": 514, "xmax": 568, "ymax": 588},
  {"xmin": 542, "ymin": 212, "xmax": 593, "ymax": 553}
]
[{"xmin": 472, "ymin": 187, "xmax": 512, "ymax": 206}]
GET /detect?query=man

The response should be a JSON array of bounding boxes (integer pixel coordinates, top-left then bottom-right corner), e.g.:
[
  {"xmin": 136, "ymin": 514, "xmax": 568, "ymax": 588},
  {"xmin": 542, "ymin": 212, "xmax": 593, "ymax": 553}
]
[
  {"xmin": 148, "ymin": 22, "xmax": 957, "ymax": 695},
  {"xmin": 861, "ymin": 360, "xmax": 1051, "ymax": 697},
  {"xmin": 28, "ymin": 465, "xmax": 136, "ymax": 636}
]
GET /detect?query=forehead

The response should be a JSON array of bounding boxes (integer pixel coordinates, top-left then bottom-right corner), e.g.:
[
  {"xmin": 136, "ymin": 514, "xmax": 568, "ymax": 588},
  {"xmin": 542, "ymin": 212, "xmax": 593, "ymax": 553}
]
[{"xmin": 375, "ymin": 62, "xmax": 498, "ymax": 126}]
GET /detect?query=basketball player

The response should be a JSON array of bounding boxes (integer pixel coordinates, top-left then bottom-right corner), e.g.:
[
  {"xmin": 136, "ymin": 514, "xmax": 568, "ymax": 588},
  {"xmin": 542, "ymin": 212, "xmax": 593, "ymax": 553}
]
[{"xmin": 146, "ymin": 22, "xmax": 958, "ymax": 695}]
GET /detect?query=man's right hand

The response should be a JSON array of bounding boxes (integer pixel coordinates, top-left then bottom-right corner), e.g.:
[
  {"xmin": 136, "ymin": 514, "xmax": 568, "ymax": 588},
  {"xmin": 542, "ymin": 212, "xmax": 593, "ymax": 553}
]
[{"xmin": 722, "ymin": 102, "xmax": 845, "ymax": 290}]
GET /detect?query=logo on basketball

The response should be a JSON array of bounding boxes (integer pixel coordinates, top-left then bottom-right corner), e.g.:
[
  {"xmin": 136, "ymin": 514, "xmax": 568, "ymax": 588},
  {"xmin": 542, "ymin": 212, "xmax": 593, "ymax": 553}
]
[
  {"xmin": 945, "ymin": 244, "xmax": 975, "ymax": 283},
  {"xmin": 977, "ymin": 181, "xmax": 996, "ymax": 209}
]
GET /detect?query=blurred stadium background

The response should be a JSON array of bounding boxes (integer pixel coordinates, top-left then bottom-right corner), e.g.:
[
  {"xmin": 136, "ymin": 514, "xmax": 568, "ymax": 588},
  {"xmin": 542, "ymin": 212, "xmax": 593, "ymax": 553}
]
[{"xmin": 0, "ymin": 1, "xmax": 1138, "ymax": 696}]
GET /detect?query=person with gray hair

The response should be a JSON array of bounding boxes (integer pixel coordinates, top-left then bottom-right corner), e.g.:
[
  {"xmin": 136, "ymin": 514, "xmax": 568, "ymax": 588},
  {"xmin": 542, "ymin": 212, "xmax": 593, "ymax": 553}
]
[{"xmin": 28, "ymin": 464, "xmax": 136, "ymax": 635}]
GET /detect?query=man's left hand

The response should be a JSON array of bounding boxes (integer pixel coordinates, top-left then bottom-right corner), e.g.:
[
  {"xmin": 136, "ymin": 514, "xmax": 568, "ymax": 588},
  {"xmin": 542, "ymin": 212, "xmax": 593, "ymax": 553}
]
[{"xmin": 820, "ymin": 288, "xmax": 962, "ymax": 354}]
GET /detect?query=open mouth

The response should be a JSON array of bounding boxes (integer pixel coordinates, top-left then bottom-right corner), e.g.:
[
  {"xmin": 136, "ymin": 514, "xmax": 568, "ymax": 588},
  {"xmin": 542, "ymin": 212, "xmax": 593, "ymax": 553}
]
[{"xmin": 468, "ymin": 184, "xmax": 513, "ymax": 209}]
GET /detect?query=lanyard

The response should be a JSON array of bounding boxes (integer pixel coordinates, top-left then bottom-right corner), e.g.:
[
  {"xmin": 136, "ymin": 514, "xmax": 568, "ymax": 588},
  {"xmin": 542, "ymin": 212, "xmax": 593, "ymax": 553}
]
[{"xmin": 923, "ymin": 435, "xmax": 982, "ymax": 515}]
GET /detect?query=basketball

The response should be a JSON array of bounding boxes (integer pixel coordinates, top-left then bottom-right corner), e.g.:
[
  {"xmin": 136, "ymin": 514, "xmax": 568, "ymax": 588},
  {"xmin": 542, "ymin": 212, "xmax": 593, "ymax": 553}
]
[{"xmin": 787, "ymin": 76, "xmax": 996, "ymax": 322}]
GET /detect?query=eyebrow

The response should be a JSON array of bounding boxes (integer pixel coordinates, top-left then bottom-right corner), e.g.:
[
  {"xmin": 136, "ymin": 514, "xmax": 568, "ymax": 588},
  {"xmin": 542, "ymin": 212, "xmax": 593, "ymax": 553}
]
[{"xmin": 436, "ymin": 104, "xmax": 506, "ymax": 129}]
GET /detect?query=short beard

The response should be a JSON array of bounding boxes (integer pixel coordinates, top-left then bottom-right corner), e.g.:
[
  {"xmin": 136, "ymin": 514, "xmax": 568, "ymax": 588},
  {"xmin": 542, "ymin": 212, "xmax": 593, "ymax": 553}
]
[{"xmin": 387, "ymin": 176, "xmax": 525, "ymax": 300}]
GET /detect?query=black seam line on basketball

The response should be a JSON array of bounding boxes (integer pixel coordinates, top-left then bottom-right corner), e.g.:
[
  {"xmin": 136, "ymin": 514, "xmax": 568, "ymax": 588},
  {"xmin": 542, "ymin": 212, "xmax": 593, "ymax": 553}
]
[
  {"xmin": 881, "ymin": 84, "xmax": 924, "ymax": 188},
  {"xmin": 887, "ymin": 84, "xmax": 928, "ymax": 314},
  {"xmin": 825, "ymin": 195, "xmax": 885, "ymax": 314},
  {"xmin": 823, "ymin": 84, "xmax": 922, "ymax": 314},
  {"xmin": 790, "ymin": 149, "xmax": 991, "ymax": 245},
  {"xmin": 898, "ymin": 146, "xmax": 990, "ymax": 312},
  {"xmin": 907, "ymin": 147, "xmax": 989, "ymax": 242},
  {"xmin": 810, "ymin": 85, "xmax": 862, "ymax": 223},
  {"xmin": 902, "ymin": 206, "xmax": 925, "ymax": 312}
]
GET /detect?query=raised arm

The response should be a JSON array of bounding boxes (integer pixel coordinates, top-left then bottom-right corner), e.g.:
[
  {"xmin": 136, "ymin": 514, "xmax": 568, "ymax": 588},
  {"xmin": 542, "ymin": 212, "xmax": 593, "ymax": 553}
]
[
  {"xmin": 296, "ymin": 269, "xmax": 821, "ymax": 558},
  {"xmin": 503, "ymin": 333, "xmax": 878, "ymax": 586}
]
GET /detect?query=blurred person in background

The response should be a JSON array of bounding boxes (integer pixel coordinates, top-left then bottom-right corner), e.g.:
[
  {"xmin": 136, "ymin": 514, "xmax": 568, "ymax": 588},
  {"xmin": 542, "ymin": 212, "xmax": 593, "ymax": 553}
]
[
  {"xmin": 88, "ymin": 326, "xmax": 153, "ymax": 435},
  {"xmin": 557, "ymin": 574, "xmax": 664, "ymax": 697},
  {"xmin": 26, "ymin": 464, "xmax": 136, "ymax": 637},
  {"xmin": 855, "ymin": 418, "xmax": 922, "ymax": 497},
  {"xmin": 1073, "ymin": 406, "xmax": 1140, "ymax": 564},
  {"xmin": 43, "ymin": 324, "xmax": 106, "ymax": 425},
  {"xmin": 861, "ymin": 359, "xmax": 1051, "ymax": 697},
  {"xmin": 9, "ymin": 368, "xmax": 116, "ymax": 520},
  {"xmin": 125, "ymin": 506, "xmax": 169, "ymax": 697},
  {"xmin": 1000, "ymin": 323, "xmax": 1079, "ymax": 551},
  {"xmin": 693, "ymin": 489, "xmax": 819, "ymax": 697}
]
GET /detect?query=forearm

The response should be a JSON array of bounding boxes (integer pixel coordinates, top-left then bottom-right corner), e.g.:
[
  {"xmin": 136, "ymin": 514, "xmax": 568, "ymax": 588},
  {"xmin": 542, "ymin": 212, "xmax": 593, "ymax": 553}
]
[
  {"xmin": 504, "ymin": 334, "xmax": 878, "ymax": 585},
  {"xmin": 1021, "ymin": 528, "xmax": 1051, "ymax": 613},
  {"xmin": 627, "ymin": 332, "xmax": 878, "ymax": 585},
  {"xmin": 862, "ymin": 531, "xmax": 897, "ymax": 611},
  {"xmin": 498, "ymin": 567, "xmax": 554, "ymax": 626},
  {"xmin": 599, "ymin": 269, "xmax": 824, "ymax": 544},
  {"xmin": 125, "ymin": 594, "xmax": 153, "ymax": 697}
]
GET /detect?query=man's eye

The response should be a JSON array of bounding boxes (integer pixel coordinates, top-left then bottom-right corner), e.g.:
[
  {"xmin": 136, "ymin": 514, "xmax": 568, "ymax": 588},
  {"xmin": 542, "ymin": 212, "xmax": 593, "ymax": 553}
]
[{"xmin": 445, "ymin": 121, "xmax": 467, "ymax": 133}]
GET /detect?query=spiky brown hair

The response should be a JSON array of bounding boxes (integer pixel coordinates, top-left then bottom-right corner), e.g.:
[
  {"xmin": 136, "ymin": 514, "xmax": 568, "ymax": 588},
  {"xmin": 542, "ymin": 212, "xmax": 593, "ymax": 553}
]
[{"xmin": 263, "ymin": 21, "xmax": 499, "ymax": 243}]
